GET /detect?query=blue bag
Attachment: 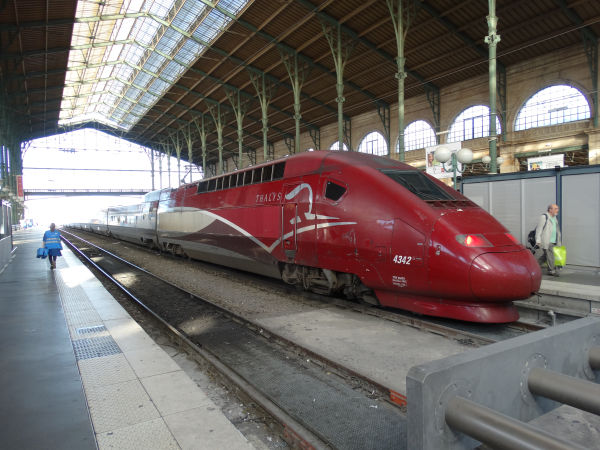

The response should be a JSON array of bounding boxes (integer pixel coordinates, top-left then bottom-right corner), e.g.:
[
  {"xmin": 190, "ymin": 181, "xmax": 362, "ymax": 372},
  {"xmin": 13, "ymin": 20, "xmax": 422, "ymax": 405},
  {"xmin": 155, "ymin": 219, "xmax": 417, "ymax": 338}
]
[{"xmin": 36, "ymin": 247, "xmax": 48, "ymax": 259}]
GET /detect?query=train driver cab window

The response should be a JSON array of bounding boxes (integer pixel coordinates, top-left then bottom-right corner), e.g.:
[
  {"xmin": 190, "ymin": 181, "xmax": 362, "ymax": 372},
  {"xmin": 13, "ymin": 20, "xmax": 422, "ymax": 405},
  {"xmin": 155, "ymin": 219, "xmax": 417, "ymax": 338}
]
[
  {"xmin": 380, "ymin": 169, "xmax": 454, "ymax": 201},
  {"xmin": 325, "ymin": 181, "xmax": 347, "ymax": 202}
]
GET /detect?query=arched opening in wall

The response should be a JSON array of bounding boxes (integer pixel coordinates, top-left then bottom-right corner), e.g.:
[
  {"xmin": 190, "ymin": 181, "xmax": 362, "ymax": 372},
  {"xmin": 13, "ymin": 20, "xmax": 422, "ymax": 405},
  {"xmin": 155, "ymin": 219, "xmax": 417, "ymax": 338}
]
[
  {"xmin": 515, "ymin": 85, "xmax": 591, "ymax": 131},
  {"xmin": 401, "ymin": 120, "xmax": 437, "ymax": 151},
  {"xmin": 329, "ymin": 141, "xmax": 349, "ymax": 151},
  {"xmin": 447, "ymin": 105, "xmax": 502, "ymax": 143},
  {"xmin": 357, "ymin": 131, "xmax": 387, "ymax": 156}
]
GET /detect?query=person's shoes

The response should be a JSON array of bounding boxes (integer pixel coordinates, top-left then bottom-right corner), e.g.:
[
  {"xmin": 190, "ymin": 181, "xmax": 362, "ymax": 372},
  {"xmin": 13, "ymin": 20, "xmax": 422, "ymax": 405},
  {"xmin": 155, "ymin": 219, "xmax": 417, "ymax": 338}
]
[
  {"xmin": 548, "ymin": 270, "xmax": 559, "ymax": 277},
  {"xmin": 51, "ymin": 262, "xmax": 56, "ymax": 269}
]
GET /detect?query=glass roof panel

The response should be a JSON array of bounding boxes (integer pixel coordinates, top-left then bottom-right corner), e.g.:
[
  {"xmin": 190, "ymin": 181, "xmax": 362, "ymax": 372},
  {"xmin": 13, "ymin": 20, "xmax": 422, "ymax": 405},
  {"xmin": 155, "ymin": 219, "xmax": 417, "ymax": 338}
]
[{"xmin": 60, "ymin": 0, "xmax": 252, "ymax": 131}]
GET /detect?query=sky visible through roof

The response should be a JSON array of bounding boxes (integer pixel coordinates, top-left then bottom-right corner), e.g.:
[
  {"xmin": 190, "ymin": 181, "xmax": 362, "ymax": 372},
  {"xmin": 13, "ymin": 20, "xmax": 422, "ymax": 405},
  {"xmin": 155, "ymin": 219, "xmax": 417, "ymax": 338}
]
[
  {"xmin": 23, "ymin": 129, "xmax": 202, "ymax": 226},
  {"xmin": 60, "ymin": 0, "xmax": 250, "ymax": 130}
]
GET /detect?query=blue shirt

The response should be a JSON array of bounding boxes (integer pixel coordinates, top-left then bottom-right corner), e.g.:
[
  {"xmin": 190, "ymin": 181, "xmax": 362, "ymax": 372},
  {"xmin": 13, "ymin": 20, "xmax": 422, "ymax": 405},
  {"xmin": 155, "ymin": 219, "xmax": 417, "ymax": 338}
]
[
  {"xmin": 549, "ymin": 216, "xmax": 558, "ymax": 244},
  {"xmin": 43, "ymin": 230, "xmax": 63, "ymax": 250}
]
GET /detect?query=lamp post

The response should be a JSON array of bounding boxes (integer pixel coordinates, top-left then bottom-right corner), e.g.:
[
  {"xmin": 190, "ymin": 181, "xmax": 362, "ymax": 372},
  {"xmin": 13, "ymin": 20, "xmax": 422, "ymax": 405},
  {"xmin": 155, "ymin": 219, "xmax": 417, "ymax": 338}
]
[{"xmin": 434, "ymin": 147, "xmax": 474, "ymax": 189}]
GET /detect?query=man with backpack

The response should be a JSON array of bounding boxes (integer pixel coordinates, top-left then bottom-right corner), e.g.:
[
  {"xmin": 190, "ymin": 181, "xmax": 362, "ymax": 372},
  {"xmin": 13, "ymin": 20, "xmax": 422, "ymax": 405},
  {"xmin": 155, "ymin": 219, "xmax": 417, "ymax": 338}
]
[{"xmin": 534, "ymin": 204, "xmax": 562, "ymax": 277}]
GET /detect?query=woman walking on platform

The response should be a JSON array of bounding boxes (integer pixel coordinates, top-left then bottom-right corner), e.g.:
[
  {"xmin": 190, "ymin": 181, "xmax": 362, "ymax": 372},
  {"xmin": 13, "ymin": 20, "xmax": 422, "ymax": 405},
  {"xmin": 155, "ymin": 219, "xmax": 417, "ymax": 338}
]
[{"xmin": 43, "ymin": 223, "xmax": 62, "ymax": 269}]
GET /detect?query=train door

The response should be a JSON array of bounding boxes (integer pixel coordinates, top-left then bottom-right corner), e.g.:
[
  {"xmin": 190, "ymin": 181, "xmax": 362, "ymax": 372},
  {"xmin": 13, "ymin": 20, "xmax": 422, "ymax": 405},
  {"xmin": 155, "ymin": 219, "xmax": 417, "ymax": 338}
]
[
  {"xmin": 281, "ymin": 181, "xmax": 317, "ymax": 264},
  {"xmin": 282, "ymin": 199, "xmax": 297, "ymax": 260}
]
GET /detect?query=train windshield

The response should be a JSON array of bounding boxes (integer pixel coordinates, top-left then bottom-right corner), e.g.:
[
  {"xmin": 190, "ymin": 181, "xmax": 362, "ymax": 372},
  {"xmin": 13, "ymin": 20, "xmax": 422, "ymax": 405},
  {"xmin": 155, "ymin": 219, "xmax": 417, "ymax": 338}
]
[{"xmin": 380, "ymin": 170, "xmax": 455, "ymax": 201}]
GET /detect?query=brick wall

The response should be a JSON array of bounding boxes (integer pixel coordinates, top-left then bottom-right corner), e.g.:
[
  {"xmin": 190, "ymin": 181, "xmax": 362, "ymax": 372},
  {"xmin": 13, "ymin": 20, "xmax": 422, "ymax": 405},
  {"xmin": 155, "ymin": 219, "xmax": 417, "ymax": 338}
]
[{"xmin": 232, "ymin": 42, "xmax": 599, "ymax": 173}]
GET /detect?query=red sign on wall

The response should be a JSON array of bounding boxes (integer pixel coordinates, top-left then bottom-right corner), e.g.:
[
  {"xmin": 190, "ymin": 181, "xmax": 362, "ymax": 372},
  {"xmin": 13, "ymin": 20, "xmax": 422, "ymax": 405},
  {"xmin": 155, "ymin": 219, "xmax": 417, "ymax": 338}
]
[{"xmin": 16, "ymin": 175, "xmax": 24, "ymax": 200}]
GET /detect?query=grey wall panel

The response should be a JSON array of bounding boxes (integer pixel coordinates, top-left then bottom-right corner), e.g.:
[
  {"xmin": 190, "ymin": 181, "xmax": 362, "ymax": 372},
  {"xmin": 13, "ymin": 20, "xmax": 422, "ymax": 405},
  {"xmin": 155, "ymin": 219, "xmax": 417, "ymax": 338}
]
[
  {"xmin": 462, "ymin": 169, "xmax": 598, "ymax": 269},
  {"xmin": 489, "ymin": 179, "xmax": 521, "ymax": 239},
  {"xmin": 522, "ymin": 177, "xmax": 556, "ymax": 243},
  {"xmin": 465, "ymin": 178, "xmax": 555, "ymax": 244},
  {"xmin": 463, "ymin": 183, "xmax": 489, "ymax": 210},
  {"xmin": 562, "ymin": 173, "xmax": 600, "ymax": 267}
]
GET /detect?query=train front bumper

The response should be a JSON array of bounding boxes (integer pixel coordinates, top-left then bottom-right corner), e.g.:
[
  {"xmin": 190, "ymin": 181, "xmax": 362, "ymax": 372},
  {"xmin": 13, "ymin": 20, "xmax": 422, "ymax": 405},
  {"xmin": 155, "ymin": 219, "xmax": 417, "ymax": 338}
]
[{"xmin": 469, "ymin": 249, "xmax": 542, "ymax": 301}]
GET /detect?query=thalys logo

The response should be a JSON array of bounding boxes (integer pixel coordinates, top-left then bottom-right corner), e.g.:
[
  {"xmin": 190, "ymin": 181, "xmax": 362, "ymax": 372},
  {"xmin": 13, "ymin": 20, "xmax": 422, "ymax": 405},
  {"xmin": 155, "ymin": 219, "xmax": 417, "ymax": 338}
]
[{"xmin": 256, "ymin": 192, "xmax": 282, "ymax": 203}]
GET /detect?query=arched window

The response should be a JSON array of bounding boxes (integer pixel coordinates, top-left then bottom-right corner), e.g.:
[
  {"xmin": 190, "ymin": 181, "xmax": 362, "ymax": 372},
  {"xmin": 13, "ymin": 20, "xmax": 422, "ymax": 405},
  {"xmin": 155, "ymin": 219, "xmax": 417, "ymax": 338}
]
[
  {"xmin": 357, "ymin": 131, "xmax": 387, "ymax": 156},
  {"xmin": 329, "ymin": 141, "xmax": 349, "ymax": 151},
  {"xmin": 448, "ymin": 105, "xmax": 502, "ymax": 143},
  {"xmin": 402, "ymin": 120, "xmax": 437, "ymax": 151},
  {"xmin": 515, "ymin": 85, "xmax": 590, "ymax": 131}
]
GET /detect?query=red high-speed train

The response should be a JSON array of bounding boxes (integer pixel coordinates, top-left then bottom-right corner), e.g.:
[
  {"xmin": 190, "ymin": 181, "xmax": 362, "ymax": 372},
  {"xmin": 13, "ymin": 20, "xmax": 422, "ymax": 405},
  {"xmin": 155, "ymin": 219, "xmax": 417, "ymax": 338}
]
[{"xmin": 70, "ymin": 151, "xmax": 541, "ymax": 323}]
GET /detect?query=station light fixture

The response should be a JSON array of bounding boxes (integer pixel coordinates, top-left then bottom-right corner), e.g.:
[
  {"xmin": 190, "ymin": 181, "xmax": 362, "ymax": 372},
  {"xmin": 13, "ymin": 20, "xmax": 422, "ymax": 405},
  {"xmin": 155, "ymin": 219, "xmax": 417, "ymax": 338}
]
[{"xmin": 434, "ymin": 147, "xmax": 473, "ymax": 189}]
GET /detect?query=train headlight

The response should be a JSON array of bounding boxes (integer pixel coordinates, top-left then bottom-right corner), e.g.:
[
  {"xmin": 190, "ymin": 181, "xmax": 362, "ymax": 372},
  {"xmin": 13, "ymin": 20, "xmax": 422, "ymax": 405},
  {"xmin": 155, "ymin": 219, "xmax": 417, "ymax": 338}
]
[{"xmin": 456, "ymin": 234, "xmax": 493, "ymax": 247}]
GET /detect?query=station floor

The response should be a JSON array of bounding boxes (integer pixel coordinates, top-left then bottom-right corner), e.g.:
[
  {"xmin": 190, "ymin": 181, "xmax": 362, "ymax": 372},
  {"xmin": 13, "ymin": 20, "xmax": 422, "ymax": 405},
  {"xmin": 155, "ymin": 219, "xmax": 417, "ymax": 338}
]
[
  {"xmin": 1, "ymin": 228, "xmax": 599, "ymax": 449},
  {"xmin": 0, "ymin": 229, "xmax": 253, "ymax": 450}
]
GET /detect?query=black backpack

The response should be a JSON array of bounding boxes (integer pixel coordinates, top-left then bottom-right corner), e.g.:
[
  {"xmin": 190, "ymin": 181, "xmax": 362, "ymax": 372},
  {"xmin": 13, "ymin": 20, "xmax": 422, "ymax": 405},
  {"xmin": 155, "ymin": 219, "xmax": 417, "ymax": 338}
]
[
  {"xmin": 527, "ymin": 229, "xmax": 536, "ymax": 248},
  {"xmin": 527, "ymin": 214, "xmax": 549, "ymax": 250}
]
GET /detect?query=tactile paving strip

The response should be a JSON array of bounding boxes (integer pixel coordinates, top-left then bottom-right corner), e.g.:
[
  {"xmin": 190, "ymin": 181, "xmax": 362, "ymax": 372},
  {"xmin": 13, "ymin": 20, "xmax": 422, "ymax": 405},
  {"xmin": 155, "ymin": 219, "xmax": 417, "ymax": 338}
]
[
  {"xmin": 72, "ymin": 336, "xmax": 122, "ymax": 361},
  {"xmin": 64, "ymin": 308, "xmax": 104, "ymax": 328},
  {"xmin": 77, "ymin": 325, "xmax": 107, "ymax": 335}
]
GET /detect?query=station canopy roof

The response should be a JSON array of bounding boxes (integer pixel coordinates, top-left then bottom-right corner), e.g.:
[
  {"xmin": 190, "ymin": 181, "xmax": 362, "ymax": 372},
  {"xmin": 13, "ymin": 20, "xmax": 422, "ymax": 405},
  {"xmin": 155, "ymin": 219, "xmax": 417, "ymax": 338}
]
[{"xmin": 1, "ymin": 0, "xmax": 599, "ymax": 166}]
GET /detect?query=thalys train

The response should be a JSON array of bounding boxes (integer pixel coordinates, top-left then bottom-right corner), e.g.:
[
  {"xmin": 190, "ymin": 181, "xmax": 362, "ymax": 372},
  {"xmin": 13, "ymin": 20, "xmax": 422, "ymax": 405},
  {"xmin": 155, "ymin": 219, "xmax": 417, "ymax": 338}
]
[{"xmin": 69, "ymin": 150, "xmax": 541, "ymax": 323}]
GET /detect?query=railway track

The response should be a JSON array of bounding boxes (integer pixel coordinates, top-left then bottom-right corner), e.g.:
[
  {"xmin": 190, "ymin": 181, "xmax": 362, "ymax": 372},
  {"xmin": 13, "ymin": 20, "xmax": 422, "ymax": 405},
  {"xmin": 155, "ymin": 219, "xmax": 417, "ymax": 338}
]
[
  {"xmin": 61, "ymin": 229, "xmax": 559, "ymax": 448},
  {"xmin": 62, "ymin": 228, "xmax": 545, "ymax": 347},
  {"xmin": 62, "ymin": 232, "xmax": 408, "ymax": 449}
]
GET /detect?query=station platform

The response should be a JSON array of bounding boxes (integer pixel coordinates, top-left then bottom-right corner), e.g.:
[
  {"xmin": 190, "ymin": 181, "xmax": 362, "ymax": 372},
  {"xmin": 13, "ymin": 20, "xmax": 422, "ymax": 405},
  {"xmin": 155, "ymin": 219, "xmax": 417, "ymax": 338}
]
[
  {"xmin": 540, "ymin": 268, "xmax": 600, "ymax": 304},
  {"xmin": 0, "ymin": 229, "xmax": 253, "ymax": 450},
  {"xmin": 521, "ymin": 267, "xmax": 600, "ymax": 321}
]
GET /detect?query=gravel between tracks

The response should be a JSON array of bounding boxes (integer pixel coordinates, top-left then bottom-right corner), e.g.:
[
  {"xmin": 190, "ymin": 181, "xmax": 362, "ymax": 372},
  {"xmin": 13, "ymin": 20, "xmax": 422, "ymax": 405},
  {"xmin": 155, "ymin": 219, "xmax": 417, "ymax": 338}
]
[{"xmin": 85, "ymin": 234, "xmax": 329, "ymax": 319}]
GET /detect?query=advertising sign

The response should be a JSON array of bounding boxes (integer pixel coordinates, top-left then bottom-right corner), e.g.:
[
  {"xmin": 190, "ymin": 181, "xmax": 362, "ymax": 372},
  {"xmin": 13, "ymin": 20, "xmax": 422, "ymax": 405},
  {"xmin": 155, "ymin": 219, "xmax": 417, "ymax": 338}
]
[
  {"xmin": 527, "ymin": 154, "xmax": 564, "ymax": 171},
  {"xmin": 425, "ymin": 142, "xmax": 462, "ymax": 179}
]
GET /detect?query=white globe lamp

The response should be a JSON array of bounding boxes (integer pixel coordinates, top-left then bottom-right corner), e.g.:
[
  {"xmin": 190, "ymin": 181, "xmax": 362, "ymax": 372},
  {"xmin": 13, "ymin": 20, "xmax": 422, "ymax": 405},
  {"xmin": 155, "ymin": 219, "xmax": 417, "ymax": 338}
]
[
  {"xmin": 434, "ymin": 146, "xmax": 451, "ymax": 163},
  {"xmin": 457, "ymin": 148, "xmax": 473, "ymax": 164}
]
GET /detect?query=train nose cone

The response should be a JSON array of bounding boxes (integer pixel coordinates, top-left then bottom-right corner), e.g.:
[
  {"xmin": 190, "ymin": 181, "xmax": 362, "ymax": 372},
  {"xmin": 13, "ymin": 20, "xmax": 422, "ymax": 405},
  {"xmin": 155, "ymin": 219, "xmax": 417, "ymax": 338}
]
[{"xmin": 470, "ymin": 250, "xmax": 542, "ymax": 300}]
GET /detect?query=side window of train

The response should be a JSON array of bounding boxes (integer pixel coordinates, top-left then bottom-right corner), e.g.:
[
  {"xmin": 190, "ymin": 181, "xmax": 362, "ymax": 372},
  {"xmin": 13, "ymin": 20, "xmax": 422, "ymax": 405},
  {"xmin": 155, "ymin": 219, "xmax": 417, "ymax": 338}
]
[
  {"xmin": 273, "ymin": 162, "xmax": 285, "ymax": 180},
  {"xmin": 197, "ymin": 181, "xmax": 208, "ymax": 193},
  {"xmin": 325, "ymin": 180, "xmax": 347, "ymax": 202},
  {"xmin": 262, "ymin": 165, "xmax": 273, "ymax": 182}
]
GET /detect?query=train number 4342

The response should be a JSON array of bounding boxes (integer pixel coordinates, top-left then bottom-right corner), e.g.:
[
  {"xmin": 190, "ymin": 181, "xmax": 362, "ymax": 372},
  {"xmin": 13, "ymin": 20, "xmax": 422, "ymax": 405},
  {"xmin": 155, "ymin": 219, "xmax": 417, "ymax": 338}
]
[{"xmin": 393, "ymin": 255, "xmax": 412, "ymax": 265}]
